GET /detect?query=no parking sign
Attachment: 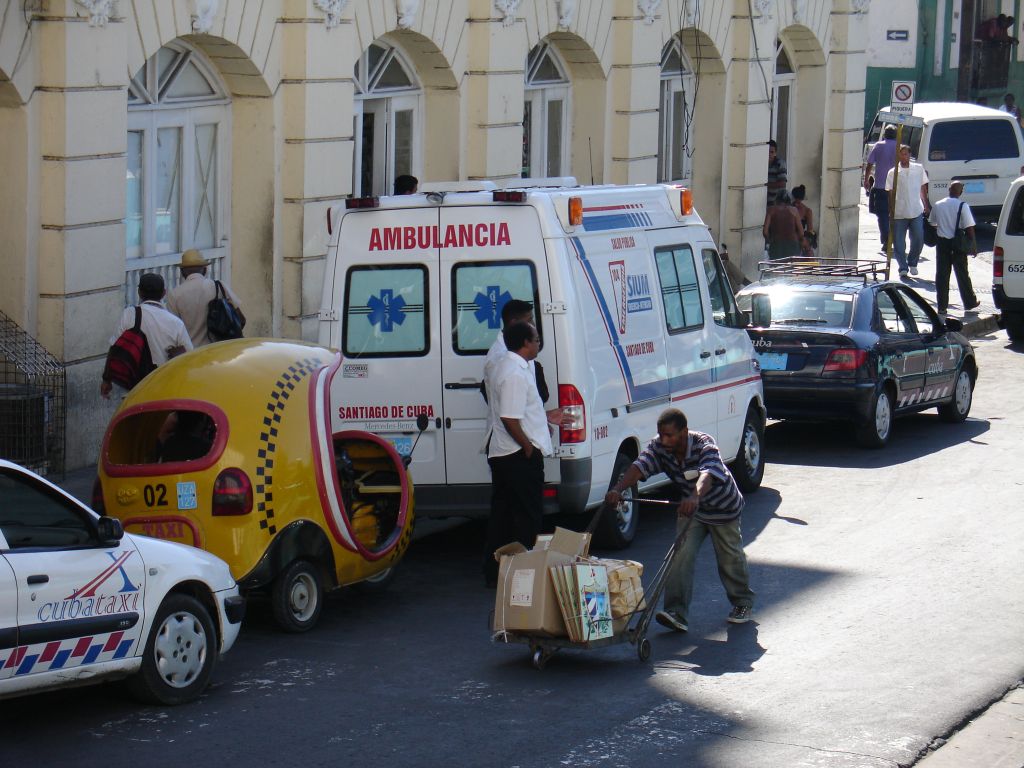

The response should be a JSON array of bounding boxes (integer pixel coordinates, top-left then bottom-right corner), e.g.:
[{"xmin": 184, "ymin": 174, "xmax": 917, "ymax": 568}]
[{"xmin": 890, "ymin": 80, "xmax": 916, "ymax": 117}]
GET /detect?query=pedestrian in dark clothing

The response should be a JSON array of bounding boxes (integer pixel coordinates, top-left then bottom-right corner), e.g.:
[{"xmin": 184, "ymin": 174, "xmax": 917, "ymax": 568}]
[
  {"xmin": 605, "ymin": 408, "xmax": 754, "ymax": 632},
  {"xmin": 482, "ymin": 322, "xmax": 552, "ymax": 586},
  {"xmin": 766, "ymin": 140, "xmax": 788, "ymax": 208},
  {"xmin": 762, "ymin": 190, "xmax": 805, "ymax": 260},
  {"xmin": 864, "ymin": 127, "xmax": 897, "ymax": 250},
  {"xmin": 791, "ymin": 185, "xmax": 816, "ymax": 257},
  {"xmin": 928, "ymin": 181, "xmax": 981, "ymax": 319}
]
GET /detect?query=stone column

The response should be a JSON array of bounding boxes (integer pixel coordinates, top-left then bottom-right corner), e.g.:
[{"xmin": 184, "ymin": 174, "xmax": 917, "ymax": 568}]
[
  {"xmin": 605, "ymin": 0, "xmax": 663, "ymax": 185},
  {"xmin": 822, "ymin": 0, "xmax": 869, "ymax": 262},
  {"xmin": 722, "ymin": 0, "xmax": 777, "ymax": 276},
  {"xmin": 37, "ymin": 2, "xmax": 128, "ymax": 467},
  {"xmin": 461, "ymin": 0, "xmax": 527, "ymax": 180},
  {"xmin": 281, "ymin": 1, "xmax": 354, "ymax": 340}
]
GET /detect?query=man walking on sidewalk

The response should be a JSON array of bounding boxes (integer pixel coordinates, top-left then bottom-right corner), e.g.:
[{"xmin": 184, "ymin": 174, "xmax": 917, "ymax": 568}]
[
  {"xmin": 886, "ymin": 145, "xmax": 930, "ymax": 278},
  {"xmin": 928, "ymin": 181, "xmax": 980, "ymax": 319},
  {"xmin": 864, "ymin": 127, "xmax": 897, "ymax": 250},
  {"xmin": 605, "ymin": 408, "xmax": 754, "ymax": 632}
]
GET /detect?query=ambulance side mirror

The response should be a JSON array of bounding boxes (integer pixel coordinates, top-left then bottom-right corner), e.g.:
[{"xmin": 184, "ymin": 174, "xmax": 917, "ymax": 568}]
[{"xmin": 403, "ymin": 414, "xmax": 431, "ymax": 467}]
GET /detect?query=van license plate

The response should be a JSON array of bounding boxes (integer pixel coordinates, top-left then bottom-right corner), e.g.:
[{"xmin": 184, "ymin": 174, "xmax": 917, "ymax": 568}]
[
  {"xmin": 389, "ymin": 437, "xmax": 413, "ymax": 457},
  {"xmin": 963, "ymin": 181, "xmax": 985, "ymax": 194},
  {"xmin": 757, "ymin": 352, "xmax": 788, "ymax": 371}
]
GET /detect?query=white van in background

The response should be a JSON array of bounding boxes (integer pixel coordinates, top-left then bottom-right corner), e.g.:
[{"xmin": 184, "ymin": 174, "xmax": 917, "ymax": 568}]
[
  {"xmin": 865, "ymin": 102, "xmax": 1024, "ymax": 221},
  {"xmin": 317, "ymin": 181, "xmax": 766, "ymax": 547},
  {"xmin": 993, "ymin": 175, "xmax": 1024, "ymax": 342}
]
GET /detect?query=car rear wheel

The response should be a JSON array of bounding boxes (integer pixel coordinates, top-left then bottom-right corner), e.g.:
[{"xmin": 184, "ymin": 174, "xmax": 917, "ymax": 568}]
[
  {"xmin": 856, "ymin": 386, "xmax": 894, "ymax": 449},
  {"xmin": 128, "ymin": 593, "xmax": 217, "ymax": 705},
  {"xmin": 938, "ymin": 368, "xmax": 974, "ymax": 423},
  {"xmin": 272, "ymin": 560, "xmax": 323, "ymax": 633},
  {"xmin": 596, "ymin": 451, "xmax": 639, "ymax": 549},
  {"xmin": 730, "ymin": 407, "xmax": 764, "ymax": 493},
  {"xmin": 1004, "ymin": 312, "xmax": 1024, "ymax": 342},
  {"xmin": 355, "ymin": 565, "xmax": 396, "ymax": 593}
]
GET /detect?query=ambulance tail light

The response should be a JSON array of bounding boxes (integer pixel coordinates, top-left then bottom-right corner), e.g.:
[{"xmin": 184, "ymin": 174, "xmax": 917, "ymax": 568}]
[
  {"xmin": 212, "ymin": 468, "xmax": 253, "ymax": 516},
  {"xmin": 994, "ymin": 246, "xmax": 1004, "ymax": 281},
  {"xmin": 345, "ymin": 196, "xmax": 380, "ymax": 210},
  {"xmin": 680, "ymin": 188, "xmax": 694, "ymax": 216},
  {"xmin": 91, "ymin": 477, "xmax": 106, "ymax": 515},
  {"xmin": 558, "ymin": 384, "xmax": 586, "ymax": 443},
  {"xmin": 493, "ymin": 190, "xmax": 526, "ymax": 203},
  {"xmin": 568, "ymin": 197, "xmax": 583, "ymax": 226}
]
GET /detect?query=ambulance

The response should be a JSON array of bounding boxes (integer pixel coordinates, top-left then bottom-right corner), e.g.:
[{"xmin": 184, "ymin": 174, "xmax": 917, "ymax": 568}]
[{"xmin": 318, "ymin": 180, "xmax": 766, "ymax": 548}]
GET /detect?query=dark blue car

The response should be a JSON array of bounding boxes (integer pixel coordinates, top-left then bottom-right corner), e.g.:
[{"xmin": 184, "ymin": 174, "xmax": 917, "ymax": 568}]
[{"xmin": 736, "ymin": 260, "xmax": 977, "ymax": 448}]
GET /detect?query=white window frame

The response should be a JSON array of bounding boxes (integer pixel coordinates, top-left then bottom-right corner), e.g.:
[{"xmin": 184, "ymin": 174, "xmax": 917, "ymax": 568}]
[
  {"xmin": 772, "ymin": 40, "xmax": 796, "ymax": 165},
  {"xmin": 353, "ymin": 42, "xmax": 422, "ymax": 197},
  {"xmin": 658, "ymin": 37, "xmax": 696, "ymax": 184},
  {"xmin": 126, "ymin": 42, "xmax": 231, "ymax": 297},
  {"xmin": 523, "ymin": 43, "xmax": 572, "ymax": 179}
]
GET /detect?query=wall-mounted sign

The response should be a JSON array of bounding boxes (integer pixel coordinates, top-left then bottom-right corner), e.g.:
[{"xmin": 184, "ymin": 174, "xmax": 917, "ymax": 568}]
[{"xmin": 887, "ymin": 30, "xmax": 910, "ymax": 41}]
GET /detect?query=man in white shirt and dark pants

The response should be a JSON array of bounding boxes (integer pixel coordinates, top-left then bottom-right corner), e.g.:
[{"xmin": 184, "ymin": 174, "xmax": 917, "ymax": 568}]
[
  {"xmin": 482, "ymin": 322, "xmax": 552, "ymax": 587},
  {"xmin": 886, "ymin": 145, "xmax": 931, "ymax": 277},
  {"xmin": 928, "ymin": 181, "xmax": 980, "ymax": 319}
]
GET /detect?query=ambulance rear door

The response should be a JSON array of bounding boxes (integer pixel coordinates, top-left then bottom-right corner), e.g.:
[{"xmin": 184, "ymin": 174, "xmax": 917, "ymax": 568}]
[
  {"xmin": 328, "ymin": 207, "xmax": 447, "ymax": 485},
  {"xmin": 438, "ymin": 204, "xmax": 559, "ymax": 485}
]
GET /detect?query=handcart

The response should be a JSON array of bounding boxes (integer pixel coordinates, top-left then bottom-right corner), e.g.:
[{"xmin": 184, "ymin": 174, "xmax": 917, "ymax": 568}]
[{"xmin": 494, "ymin": 497, "xmax": 692, "ymax": 670}]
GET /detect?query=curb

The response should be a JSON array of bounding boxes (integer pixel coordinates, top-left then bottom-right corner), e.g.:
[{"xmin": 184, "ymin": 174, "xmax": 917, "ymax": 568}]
[{"xmin": 963, "ymin": 312, "xmax": 1001, "ymax": 338}]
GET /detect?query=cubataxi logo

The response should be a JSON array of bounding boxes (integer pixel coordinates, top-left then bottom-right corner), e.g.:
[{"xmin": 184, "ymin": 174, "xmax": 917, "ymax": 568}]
[{"xmin": 37, "ymin": 551, "xmax": 140, "ymax": 622}]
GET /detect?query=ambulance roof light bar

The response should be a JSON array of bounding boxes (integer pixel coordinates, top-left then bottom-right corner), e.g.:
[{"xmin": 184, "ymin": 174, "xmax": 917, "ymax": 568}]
[
  {"xmin": 345, "ymin": 196, "xmax": 380, "ymax": 210},
  {"xmin": 493, "ymin": 190, "xmax": 527, "ymax": 203}
]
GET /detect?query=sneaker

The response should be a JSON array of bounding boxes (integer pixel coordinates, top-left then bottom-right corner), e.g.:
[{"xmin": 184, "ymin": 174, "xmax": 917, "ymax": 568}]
[
  {"xmin": 655, "ymin": 610, "xmax": 688, "ymax": 632},
  {"xmin": 898, "ymin": 270, "xmax": 909, "ymax": 278},
  {"xmin": 910, "ymin": 266, "xmax": 919, "ymax": 276},
  {"xmin": 964, "ymin": 300, "xmax": 981, "ymax": 311},
  {"xmin": 727, "ymin": 605, "xmax": 753, "ymax": 624}
]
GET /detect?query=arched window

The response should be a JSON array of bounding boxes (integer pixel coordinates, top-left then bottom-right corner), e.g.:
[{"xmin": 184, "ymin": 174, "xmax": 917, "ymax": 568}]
[
  {"xmin": 353, "ymin": 42, "xmax": 421, "ymax": 197},
  {"xmin": 126, "ymin": 42, "xmax": 230, "ymax": 281},
  {"xmin": 772, "ymin": 40, "xmax": 795, "ymax": 164},
  {"xmin": 658, "ymin": 37, "xmax": 696, "ymax": 183},
  {"xmin": 523, "ymin": 43, "xmax": 571, "ymax": 178}
]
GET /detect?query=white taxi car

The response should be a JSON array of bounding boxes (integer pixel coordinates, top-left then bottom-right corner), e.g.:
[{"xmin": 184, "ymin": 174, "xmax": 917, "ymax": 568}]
[{"xmin": 0, "ymin": 460, "xmax": 244, "ymax": 705}]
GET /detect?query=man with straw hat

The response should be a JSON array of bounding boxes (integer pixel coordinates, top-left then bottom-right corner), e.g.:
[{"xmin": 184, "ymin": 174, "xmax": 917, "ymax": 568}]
[{"xmin": 166, "ymin": 249, "xmax": 245, "ymax": 347}]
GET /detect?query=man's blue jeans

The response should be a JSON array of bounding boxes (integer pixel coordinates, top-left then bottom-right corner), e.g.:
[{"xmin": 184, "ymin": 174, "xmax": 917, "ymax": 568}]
[
  {"xmin": 663, "ymin": 516, "xmax": 755, "ymax": 624},
  {"xmin": 892, "ymin": 215, "xmax": 924, "ymax": 273}
]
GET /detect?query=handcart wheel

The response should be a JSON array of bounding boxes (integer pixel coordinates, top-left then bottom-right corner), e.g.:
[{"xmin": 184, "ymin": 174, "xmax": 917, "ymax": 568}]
[
  {"xmin": 532, "ymin": 648, "xmax": 548, "ymax": 671},
  {"xmin": 637, "ymin": 636, "xmax": 651, "ymax": 662}
]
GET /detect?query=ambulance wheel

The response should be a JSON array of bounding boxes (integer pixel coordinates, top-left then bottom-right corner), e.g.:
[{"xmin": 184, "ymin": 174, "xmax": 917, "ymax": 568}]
[
  {"xmin": 271, "ymin": 560, "xmax": 323, "ymax": 633},
  {"xmin": 730, "ymin": 407, "xmax": 765, "ymax": 493},
  {"xmin": 532, "ymin": 648, "xmax": 548, "ymax": 671},
  {"xmin": 637, "ymin": 636, "xmax": 651, "ymax": 662},
  {"xmin": 596, "ymin": 451, "xmax": 639, "ymax": 550},
  {"xmin": 128, "ymin": 593, "xmax": 216, "ymax": 705}
]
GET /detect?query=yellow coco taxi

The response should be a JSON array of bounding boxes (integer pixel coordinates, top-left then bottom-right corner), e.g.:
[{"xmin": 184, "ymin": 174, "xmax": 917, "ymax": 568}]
[{"xmin": 94, "ymin": 339, "xmax": 415, "ymax": 632}]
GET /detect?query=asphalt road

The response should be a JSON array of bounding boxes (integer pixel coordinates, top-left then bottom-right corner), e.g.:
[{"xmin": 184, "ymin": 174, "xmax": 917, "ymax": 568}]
[{"xmin": 2, "ymin": 332, "xmax": 1022, "ymax": 768}]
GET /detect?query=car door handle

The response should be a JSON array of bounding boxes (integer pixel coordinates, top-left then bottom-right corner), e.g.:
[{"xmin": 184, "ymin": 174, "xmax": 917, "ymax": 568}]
[
  {"xmin": 715, "ymin": 348, "xmax": 727, "ymax": 355},
  {"xmin": 700, "ymin": 351, "xmax": 712, "ymax": 359},
  {"xmin": 444, "ymin": 382, "xmax": 481, "ymax": 390},
  {"xmin": 27, "ymin": 574, "xmax": 48, "ymax": 585}
]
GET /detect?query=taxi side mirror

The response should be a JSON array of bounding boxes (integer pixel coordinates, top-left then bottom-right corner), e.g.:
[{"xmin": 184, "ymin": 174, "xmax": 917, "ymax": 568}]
[
  {"xmin": 96, "ymin": 516, "xmax": 124, "ymax": 545},
  {"xmin": 943, "ymin": 317, "xmax": 963, "ymax": 332}
]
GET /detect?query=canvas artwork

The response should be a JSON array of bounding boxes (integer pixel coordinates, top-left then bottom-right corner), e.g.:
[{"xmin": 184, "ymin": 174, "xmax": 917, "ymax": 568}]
[{"xmin": 551, "ymin": 562, "xmax": 613, "ymax": 642}]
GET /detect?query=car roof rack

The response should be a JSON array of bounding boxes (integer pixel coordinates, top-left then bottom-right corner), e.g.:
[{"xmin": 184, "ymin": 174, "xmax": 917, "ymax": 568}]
[{"xmin": 758, "ymin": 257, "xmax": 887, "ymax": 283}]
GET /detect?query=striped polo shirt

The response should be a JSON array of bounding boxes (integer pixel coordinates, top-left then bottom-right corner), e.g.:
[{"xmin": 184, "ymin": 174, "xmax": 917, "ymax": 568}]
[{"xmin": 632, "ymin": 430, "xmax": 744, "ymax": 524}]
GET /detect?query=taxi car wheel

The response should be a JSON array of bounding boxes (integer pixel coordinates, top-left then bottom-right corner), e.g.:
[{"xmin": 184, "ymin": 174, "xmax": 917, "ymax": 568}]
[
  {"xmin": 596, "ymin": 451, "xmax": 639, "ymax": 550},
  {"xmin": 730, "ymin": 408, "xmax": 765, "ymax": 493},
  {"xmin": 128, "ymin": 593, "xmax": 217, "ymax": 705},
  {"xmin": 272, "ymin": 560, "xmax": 323, "ymax": 633},
  {"xmin": 355, "ymin": 566, "xmax": 396, "ymax": 593},
  {"xmin": 855, "ymin": 386, "xmax": 894, "ymax": 449},
  {"xmin": 937, "ymin": 369, "xmax": 974, "ymax": 423}
]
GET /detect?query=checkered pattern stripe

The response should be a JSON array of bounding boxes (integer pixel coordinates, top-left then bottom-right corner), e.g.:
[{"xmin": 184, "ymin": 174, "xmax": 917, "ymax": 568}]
[
  {"xmin": 256, "ymin": 357, "xmax": 323, "ymax": 536},
  {"xmin": 1, "ymin": 631, "xmax": 135, "ymax": 677}
]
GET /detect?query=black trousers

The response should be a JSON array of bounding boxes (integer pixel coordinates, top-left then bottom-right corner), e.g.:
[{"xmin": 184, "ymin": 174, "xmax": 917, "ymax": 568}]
[
  {"xmin": 935, "ymin": 238, "xmax": 977, "ymax": 313},
  {"xmin": 482, "ymin": 448, "xmax": 544, "ymax": 581}
]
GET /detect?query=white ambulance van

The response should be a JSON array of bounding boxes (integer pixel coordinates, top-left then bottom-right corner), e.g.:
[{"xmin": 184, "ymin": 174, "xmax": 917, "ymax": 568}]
[{"xmin": 318, "ymin": 181, "xmax": 765, "ymax": 547}]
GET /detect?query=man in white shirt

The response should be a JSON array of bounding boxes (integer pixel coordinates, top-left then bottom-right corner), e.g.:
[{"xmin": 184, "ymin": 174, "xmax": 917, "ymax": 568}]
[
  {"xmin": 482, "ymin": 322, "xmax": 552, "ymax": 587},
  {"xmin": 886, "ymin": 145, "xmax": 931, "ymax": 278},
  {"xmin": 100, "ymin": 273, "xmax": 192, "ymax": 398},
  {"xmin": 482, "ymin": 299, "xmax": 548, "ymax": 403},
  {"xmin": 928, "ymin": 181, "xmax": 980, "ymax": 318},
  {"xmin": 166, "ymin": 249, "xmax": 244, "ymax": 347}
]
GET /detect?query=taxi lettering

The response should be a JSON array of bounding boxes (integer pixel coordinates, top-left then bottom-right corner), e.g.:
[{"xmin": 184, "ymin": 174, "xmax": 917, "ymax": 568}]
[
  {"xmin": 143, "ymin": 520, "xmax": 185, "ymax": 540},
  {"xmin": 368, "ymin": 222, "xmax": 511, "ymax": 252}
]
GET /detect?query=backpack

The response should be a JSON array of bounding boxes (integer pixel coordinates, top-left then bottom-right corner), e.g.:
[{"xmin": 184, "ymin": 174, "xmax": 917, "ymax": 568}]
[
  {"xmin": 102, "ymin": 306, "xmax": 155, "ymax": 390},
  {"xmin": 207, "ymin": 280, "xmax": 244, "ymax": 341}
]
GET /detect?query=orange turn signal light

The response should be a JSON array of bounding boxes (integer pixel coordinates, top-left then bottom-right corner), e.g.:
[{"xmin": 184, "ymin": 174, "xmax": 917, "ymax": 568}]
[
  {"xmin": 680, "ymin": 188, "xmax": 694, "ymax": 215},
  {"xmin": 568, "ymin": 197, "xmax": 583, "ymax": 226}
]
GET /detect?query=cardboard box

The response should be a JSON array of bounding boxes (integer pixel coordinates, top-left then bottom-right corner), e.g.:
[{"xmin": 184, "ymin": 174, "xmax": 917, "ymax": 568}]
[{"xmin": 492, "ymin": 527, "xmax": 591, "ymax": 637}]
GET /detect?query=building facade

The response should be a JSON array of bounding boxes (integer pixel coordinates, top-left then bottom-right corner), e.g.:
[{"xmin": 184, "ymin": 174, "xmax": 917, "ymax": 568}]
[
  {"xmin": 0, "ymin": 0, "xmax": 870, "ymax": 469},
  {"xmin": 864, "ymin": 0, "xmax": 1024, "ymax": 128}
]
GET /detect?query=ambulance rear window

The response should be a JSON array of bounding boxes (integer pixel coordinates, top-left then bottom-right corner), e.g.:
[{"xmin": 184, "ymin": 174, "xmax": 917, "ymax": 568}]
[
  {"xmin": 451, "ymin": 261, "xmax": 542, "ymax": 354},
  {"xmin": 344, "ymin": 265, "xmax": 428, "ymax": 358}
]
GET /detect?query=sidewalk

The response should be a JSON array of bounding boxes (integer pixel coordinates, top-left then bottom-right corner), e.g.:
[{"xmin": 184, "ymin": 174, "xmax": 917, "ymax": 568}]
[{"xmin": 856, "ymin": 193, "xmax": 1001, "ymax": 338}]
